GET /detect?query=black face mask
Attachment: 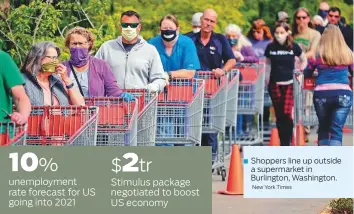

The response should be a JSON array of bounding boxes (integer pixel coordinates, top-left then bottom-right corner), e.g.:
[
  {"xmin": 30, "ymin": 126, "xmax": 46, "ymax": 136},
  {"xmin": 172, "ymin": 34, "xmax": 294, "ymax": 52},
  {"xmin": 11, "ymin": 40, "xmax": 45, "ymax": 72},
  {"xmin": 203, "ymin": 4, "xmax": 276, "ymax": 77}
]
[{"xmin": 161, "ymin": 30, "xmax": 177, "ymax": 42}]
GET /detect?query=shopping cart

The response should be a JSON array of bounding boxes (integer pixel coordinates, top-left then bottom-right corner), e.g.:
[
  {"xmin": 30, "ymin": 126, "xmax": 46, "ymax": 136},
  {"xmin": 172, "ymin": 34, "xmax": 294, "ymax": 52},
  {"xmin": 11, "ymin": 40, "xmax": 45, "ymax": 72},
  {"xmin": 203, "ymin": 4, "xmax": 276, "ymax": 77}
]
[
  {"xmin": 23, "ymin": 106, "xmax": 98, "ymax": 146},
  {"xmin": 197, "ymin": 72, "xmax": 228, "ymax": 133},
  {"xmin": 122, "ymin": 90, "xmax": 158, "ymax": 146},
  {"xmin": 236, "ymin": 62, "xmax": 265, "ymax": 146},
  {"xmin": 0, "ymin": 122, "xmax": 27, "ymax": 146},
  {"xmin": 197, "ymin": 71, "xmax": 228, "ymax": 181},
  {"xmin": 155, "ymin": 78, "xmax": 205, "ymax": 145},
  {"xmin": 293, "ymin": 70, "xmax": 353, "ymax": 145},
  {"xmin": 85, "ymin": 98, "xmax": 138, "ymax": 146},
  {"xmin": 257, "ymin": 58, "xmax": 273, "ymax": 143},
  {"xmin": 224, "ymin": 69, "xmax": 240, "ymax": 160}
]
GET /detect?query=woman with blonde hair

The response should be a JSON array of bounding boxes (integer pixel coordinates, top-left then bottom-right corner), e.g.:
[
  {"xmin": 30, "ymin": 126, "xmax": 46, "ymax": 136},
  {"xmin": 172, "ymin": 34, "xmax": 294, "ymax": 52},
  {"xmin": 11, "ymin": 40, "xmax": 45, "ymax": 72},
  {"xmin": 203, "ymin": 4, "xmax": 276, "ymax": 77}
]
[
  {"xmin": 304, "ymin": 25, "xmax": 353, "ymax": 146},
  {"xmin": 225, "ymin": 24, "xmax": 258, "ymax": 63}
]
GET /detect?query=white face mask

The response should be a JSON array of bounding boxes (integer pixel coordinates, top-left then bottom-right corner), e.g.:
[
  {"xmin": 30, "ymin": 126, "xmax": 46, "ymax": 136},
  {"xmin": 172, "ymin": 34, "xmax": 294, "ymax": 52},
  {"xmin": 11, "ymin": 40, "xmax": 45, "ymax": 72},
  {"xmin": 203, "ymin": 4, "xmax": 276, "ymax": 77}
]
[
  {"xmin": 122, "ymin": 27, "xmax": 138, "ymax": 41},
  {"xmin": 192, "ymin": 28, "xmax": 201, "ymax": 33},
  {"xmin": 274, "ymin": 34, "xmax": 287, "ymax": 45}
]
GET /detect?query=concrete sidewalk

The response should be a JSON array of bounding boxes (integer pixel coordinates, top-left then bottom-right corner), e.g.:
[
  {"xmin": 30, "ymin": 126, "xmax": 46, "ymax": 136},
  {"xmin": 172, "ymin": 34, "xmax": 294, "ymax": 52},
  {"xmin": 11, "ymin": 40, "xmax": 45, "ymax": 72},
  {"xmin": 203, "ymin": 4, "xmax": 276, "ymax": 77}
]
[{"xmin": 212, "ymin": 134, "xmax": 353, "ymax": 214}]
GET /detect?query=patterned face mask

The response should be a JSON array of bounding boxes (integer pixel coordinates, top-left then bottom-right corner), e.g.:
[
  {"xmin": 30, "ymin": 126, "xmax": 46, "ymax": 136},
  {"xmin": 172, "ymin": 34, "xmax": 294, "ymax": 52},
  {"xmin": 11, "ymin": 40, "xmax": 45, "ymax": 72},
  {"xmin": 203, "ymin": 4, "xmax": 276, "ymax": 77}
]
[{"xmin": 41, "ymin": 61, "xmax": 58, "ymax": 73}]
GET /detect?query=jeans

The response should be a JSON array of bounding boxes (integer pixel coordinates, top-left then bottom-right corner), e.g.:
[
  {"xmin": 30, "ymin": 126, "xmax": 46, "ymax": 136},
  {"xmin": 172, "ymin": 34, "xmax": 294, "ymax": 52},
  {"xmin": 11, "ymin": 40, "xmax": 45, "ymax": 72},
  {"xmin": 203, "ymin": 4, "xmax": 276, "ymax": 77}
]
[
  {"xmin": 201, "ymin": 133, "xmax": 218, "ymax": 164},
  {"xmin": 313, "ymin": 90, "xmax": 352, "ymax": 146},
  {"xmin": 156, "ymin": 109, "xmax": 186, "ymax": 146}
]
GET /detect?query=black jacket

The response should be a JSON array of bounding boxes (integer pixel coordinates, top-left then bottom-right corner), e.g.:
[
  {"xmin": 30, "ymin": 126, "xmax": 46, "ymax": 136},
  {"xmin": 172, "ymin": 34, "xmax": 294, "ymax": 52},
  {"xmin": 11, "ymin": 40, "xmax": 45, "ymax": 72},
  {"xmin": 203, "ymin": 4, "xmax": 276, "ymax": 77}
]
[{"xmin": 316, "ymin": 24, "xmax": 353, "ymax": 50}]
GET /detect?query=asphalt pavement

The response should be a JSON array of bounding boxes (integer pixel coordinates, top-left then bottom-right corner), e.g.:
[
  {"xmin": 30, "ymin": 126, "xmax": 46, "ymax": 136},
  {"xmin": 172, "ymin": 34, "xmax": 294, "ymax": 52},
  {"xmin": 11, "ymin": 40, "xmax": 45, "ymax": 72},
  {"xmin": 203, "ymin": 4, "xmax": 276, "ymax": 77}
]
[{"xmin": 212, "ymin": 133, "xmax": 353, "ymax": 214}]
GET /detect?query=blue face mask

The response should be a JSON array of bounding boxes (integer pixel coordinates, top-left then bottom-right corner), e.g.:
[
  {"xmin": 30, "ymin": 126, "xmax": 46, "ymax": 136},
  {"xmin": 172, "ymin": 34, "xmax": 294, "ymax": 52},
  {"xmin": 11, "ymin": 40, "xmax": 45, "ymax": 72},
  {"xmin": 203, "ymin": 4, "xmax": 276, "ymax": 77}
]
[
  {"xmin": 228, "ymin": 38, "xmax": 238, "ymax": 46},
  {"xmin": 318, "ymin": 10, "xmax": 328, "ymax": 19}
]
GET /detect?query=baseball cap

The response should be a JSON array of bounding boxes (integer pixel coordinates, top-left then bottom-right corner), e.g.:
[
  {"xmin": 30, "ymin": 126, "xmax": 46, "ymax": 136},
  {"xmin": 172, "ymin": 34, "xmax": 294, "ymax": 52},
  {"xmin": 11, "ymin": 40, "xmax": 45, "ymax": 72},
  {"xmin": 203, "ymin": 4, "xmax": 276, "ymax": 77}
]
[
  {"xmin": 277, "ymin": 11, "xmax": 289, "ymax": 22},
  {"xmin": 192, "ymin": 12, "xmax": 203, "ymax": 26}
]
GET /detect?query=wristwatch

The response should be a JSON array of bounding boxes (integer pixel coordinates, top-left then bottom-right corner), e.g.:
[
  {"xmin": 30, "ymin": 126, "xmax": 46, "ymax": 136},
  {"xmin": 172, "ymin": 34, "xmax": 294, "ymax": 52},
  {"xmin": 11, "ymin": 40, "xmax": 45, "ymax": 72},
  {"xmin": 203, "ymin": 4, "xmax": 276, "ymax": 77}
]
[
  {"xmin": 66, "ymin": 82, "xmax": 75, "ymax": 89},
  {"xmin": 167, "ymin": 72, "xmax": 173, "ymax": 80}
]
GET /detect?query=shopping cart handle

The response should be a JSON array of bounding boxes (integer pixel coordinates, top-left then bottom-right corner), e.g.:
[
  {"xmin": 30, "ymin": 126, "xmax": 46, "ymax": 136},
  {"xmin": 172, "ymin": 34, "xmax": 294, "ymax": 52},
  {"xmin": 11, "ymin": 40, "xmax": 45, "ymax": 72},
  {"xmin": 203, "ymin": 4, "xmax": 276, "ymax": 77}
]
[{"xmin": 164, "ymin": 87, "xmax": 168, "ymax": 100}]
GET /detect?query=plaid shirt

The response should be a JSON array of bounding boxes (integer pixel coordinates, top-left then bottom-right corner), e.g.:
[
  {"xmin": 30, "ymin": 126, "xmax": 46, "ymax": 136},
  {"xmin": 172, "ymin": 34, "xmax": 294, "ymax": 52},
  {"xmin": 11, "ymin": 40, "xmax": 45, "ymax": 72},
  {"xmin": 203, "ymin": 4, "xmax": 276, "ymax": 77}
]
[{"xmin": 269, "ymin": 83, "xmax": 294, "ymax": 116}]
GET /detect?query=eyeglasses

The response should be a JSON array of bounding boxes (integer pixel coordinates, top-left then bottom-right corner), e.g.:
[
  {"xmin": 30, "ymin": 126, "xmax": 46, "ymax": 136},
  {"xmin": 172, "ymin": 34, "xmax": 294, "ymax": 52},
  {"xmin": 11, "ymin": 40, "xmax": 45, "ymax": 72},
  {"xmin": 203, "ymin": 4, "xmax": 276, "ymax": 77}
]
[
  {"xmin": 296, "ymin": 16, "xmax": 308, "ymax": 20},
  {"xmin": 44, "ymin": 56, "xmax": 59, "ymax": 60},
  {"xmin": 328, "ymin": 14, "xmax": 340, "ymax": 18},
  {"xmin": 70, "ymin": 42, "xmax": 88, "ymax": 47},
  {"xmin": 121, "ymin": 23, "xmax": 140, "ymax": 28}
]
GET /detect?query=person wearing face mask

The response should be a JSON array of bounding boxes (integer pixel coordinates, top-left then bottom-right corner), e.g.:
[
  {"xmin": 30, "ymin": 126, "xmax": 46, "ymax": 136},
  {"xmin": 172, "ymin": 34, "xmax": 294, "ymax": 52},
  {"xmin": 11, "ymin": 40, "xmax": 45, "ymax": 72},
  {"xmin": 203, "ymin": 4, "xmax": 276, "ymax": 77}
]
[
  {"xmin": 95, "ymin": 10, "xmax": 166, "ymax": 93},
  {"xmin": 225, "ymin": 24, "xmax": 258, "ymax": 138},
  {"xmin": 21, "ymin": 41, "xmax": 85, "ymax": 106},
  {"xmin": 148, "ymin": 14, "xmax": 200, "ymax": 86},
  {"xmin": 312, "ymin": 15, "xmax": 324, "ymax": 30},
  {"xmin": 225, "ymin": 24, "xmax": 258, "ymax": 63},
  {"xmin": 148, "ymin": 14, "xmax": 201, "ymax": 146},
  {"xmin": 318, "ymin": 1, "xmax": 330, "ymax": 26},
  {"xmin": 264, "ymin": 23, "xmax": 307, "ymax": 146},
  {"xmin": 185, "ymin": 12, "xmax": 203, "ymax": 37},
  {"xmin": 62, "ymin": 27, "xmax": 133, "ymax": 101}
]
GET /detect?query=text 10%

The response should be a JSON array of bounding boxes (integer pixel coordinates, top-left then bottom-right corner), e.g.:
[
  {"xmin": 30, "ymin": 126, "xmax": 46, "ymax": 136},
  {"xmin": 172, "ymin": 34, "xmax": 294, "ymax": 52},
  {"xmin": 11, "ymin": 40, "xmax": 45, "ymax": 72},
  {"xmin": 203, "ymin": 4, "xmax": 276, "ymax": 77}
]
[{"xmin": 9, "ymin": 152, "xmax": 58, "ymax": 172}]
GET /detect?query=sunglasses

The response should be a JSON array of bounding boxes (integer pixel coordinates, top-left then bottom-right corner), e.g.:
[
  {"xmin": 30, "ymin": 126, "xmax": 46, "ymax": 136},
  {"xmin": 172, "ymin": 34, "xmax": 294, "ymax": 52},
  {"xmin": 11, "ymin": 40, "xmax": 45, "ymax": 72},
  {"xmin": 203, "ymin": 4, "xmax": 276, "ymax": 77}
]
[
  {"xmin": 328, "ymin": 14, "xmax": 340, "ymax": 18},
  {"xmin": 296, "ymin": 16, "xmax": 308, "ymax": 20},
  {"xmin": 121, "ymin": 23, "xmax": 139, "ymax": 28}
]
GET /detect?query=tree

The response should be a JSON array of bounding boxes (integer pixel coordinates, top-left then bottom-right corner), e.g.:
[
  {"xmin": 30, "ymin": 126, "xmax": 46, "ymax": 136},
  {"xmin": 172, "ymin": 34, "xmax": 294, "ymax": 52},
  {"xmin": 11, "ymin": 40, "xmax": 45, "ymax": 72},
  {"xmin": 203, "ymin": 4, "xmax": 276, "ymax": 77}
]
[
  {"xmin": 241, "ymin": 0, "xmax": 353, "ymax": 29},
  {"xmin": 1, "ymin": 0, "xmax": 352, "ymax": 66}
]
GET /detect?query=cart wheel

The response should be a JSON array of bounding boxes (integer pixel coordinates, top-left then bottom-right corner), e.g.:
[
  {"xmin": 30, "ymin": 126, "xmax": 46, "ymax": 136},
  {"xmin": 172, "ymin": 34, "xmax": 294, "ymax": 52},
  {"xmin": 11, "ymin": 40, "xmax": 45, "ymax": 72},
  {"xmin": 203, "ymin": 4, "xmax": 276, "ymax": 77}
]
[
  {"xmin": 217, "ymin": 168, "xmax": 221, "ymax": 175},
  {"xmin": 221, "ymin": 169, "xmax": 227, "ymax": 181}
]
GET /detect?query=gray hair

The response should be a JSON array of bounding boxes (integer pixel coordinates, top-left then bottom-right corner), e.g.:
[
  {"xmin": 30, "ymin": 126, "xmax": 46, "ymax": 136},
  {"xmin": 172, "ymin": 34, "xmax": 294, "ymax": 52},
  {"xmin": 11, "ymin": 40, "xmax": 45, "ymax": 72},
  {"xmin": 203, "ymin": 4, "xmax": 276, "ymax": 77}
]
[
  {"xmin": 225, "ymin": 24, "xmax": 252, "ymax": 49},
  {"xmin": 313, "ymin": 15, "xmax": 324, "ymax": 25},
  {"xmin": 22, "ymin": 41, "xmax": 61, "ymax": 75},
  {"xmin": 225, "ymin": 24, "xmax": 242, "ymax": 35}
]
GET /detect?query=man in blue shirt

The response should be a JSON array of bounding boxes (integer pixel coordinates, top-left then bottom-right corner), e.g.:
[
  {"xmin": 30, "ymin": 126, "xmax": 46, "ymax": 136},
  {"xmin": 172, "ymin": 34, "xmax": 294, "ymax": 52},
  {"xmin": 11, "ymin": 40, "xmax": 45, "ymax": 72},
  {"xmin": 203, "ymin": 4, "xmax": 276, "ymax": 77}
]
[
  {"xmin": 187, "ymin": 9, "xmax": 236, "ymax": 160},
  {"xmin": 149, "ymin": 14, "xmax": 201, "ymax": 146},
  {"xmin": 149, "ymin": 14, "xmax": 200, "ymax": 81}
]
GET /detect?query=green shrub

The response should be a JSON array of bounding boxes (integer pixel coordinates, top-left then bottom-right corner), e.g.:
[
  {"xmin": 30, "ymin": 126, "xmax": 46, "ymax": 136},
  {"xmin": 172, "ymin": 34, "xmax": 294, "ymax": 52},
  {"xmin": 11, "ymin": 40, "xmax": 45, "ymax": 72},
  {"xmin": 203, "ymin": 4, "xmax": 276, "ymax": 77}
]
[{"xmin": 329, "ymin": 198, "xmax": 353, "ymax": 214}]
